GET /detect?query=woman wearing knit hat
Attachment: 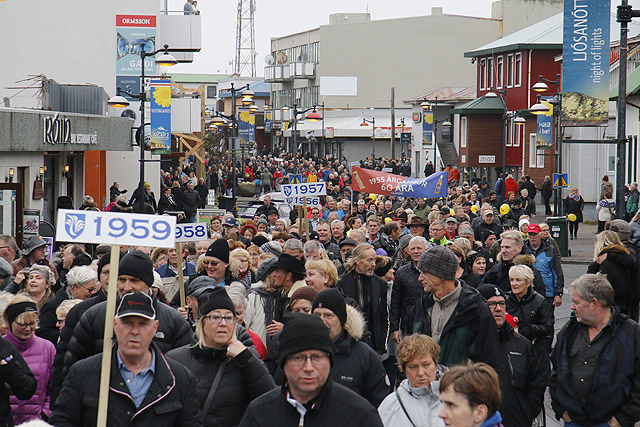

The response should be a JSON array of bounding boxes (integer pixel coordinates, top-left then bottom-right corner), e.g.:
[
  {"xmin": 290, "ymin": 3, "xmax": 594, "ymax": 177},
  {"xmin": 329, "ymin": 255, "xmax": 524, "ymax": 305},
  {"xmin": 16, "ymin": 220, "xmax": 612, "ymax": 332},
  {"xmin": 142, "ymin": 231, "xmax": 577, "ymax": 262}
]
[
  {"xmin": 312, "ymin": 288, "xmax": 391, "ymax": 407},
  {"xmin": 4, "ymin": 295, "xmax": 56, "ymax": 425},
  {"xmin": 287, "ymin": 286, "xmax": 318, "ymax": 314},
  {"xmin": 18, "ymin": 265, "xmax": 55, "ymax": 310},
  {"xmin": 166, "ymin": 287, "xmax": 275, "ymax": 426}
]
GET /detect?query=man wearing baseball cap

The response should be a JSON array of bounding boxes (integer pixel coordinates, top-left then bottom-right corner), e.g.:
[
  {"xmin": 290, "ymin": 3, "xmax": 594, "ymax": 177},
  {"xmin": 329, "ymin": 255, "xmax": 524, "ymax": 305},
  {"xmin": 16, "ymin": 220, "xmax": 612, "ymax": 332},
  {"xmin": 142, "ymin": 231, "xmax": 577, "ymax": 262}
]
[
  {"xmin": 478, "ymin": 284, "xmax": 545, "ymax": 426},
  {"xmin": 525, "ymin": 223, "xmax": 564, "ymax": 313},
  {"xmin": 239, "ymin": 313, "xmax": 383, "ymax": 426},
  {"xmin": 405, "ymin": 246, "xmax": 498, "ymax": 368},
  {"xmin": 51, "ymin": 292, "xmax": 202, "ymax": 425},
  {"xmin": 66, "ymin": 251, "xmax": 192, "ymax": 373},
  {"xmin": 224, "ymin": 217, "xmax": 251, "ymax": 247}
]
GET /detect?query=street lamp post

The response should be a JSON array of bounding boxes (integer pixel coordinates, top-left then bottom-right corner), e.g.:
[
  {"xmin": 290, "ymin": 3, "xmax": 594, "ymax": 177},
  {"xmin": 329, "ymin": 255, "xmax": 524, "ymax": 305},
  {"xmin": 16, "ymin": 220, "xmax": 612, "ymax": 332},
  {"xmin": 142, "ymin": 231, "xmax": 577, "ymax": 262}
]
[
  {"xmin": 421, "ymin": 97, "xmax": 452, "ymax": 174},
  {"xmin": 360, "ymin": 118, "xmax": 375, "ymax": 160},
  {"xmin": 108, "ymin": 43, "xmax": 177, "ymax": 214},
  {"xmin": 289, "ymin": 104, "xmax": 321, "ymax": 172},
  {"xmin": 531, "ymin": 73, "xmax": 561, "ymax": 215}
]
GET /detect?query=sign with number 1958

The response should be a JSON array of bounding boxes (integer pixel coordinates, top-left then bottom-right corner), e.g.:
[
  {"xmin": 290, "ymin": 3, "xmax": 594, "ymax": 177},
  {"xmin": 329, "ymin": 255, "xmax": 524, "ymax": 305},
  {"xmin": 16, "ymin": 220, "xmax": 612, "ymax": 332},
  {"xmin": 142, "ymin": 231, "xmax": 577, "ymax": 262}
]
[
  {"xmin": 175, "ymin": 223, "xmax": 208, "ymax": 242},
  {"xmin": 56, "ymin": 210, "xmax": 176, "ymax": 247}
]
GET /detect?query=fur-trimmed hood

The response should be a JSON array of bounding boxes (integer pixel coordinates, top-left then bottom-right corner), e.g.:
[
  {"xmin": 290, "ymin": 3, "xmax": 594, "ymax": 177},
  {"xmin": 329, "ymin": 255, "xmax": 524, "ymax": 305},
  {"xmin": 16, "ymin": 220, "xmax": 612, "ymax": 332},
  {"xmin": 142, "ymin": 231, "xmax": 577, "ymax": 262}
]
[
  {"xmin": 599, "ymin": 243, "xmax": 630, "ymax": 256},
  {"xmin": 344, "ymin": 304, "xmax": 366, "ymax": 341},
  {"xmin": 513, "ymin": 254, "xmax": 536, "ymax": 266}
]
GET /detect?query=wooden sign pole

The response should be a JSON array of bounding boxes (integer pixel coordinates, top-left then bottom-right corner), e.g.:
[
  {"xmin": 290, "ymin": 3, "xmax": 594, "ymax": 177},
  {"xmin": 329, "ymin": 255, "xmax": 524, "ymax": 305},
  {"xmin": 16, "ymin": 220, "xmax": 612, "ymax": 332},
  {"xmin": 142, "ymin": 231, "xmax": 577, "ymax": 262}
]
[
  {"xmin": 96, "ymin": 246, "xmax": 121, "ymax": 427},
  {"xmin": 303, "ymin": 198, "xmax": 310, "ymax": 242},
  {"xmin": 176, "ymin": 242, "xmax": 186, "ymax": 308}
]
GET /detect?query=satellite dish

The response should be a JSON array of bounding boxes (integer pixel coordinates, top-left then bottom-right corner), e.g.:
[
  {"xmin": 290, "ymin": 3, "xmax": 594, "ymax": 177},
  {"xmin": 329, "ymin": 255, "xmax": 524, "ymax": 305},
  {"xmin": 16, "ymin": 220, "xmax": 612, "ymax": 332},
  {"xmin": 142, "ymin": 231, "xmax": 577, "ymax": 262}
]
[
  {"xmin": 276, "ymin": 51, "xmax": 288, "ymax": 65},
  {"xmin": 265, "ymin": 54, "xmax": 275, "ymax": 65}
]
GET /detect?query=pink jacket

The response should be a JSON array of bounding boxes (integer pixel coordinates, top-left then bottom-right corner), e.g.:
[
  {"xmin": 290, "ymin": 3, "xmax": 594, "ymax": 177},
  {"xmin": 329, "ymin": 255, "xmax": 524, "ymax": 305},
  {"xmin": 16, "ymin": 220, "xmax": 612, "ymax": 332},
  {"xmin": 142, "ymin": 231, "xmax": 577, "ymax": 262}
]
[{"xmin": 5, "ymin": 330, "xmax": 56, "ymax": 424}]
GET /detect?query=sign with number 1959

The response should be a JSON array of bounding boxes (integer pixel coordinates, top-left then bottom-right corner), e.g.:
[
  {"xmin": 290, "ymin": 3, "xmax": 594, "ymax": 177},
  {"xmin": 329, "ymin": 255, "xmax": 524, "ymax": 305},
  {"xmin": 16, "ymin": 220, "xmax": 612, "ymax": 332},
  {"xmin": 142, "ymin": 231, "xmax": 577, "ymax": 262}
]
[
  {"xmin": 175, "ymin": 223, "xmax": 208, "ymax": 242},
  {"xmin": 56, "ymin": 210, "xmax": 176, "ymax": 247}
]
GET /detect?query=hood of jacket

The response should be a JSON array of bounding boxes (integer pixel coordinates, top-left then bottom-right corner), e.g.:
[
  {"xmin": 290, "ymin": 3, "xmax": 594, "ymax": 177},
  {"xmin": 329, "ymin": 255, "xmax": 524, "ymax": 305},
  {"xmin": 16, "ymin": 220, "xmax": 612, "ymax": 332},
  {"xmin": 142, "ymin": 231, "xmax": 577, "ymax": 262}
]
[
  {"xmin": 513, "ymin": 254, "xmax": 536, "ymax": 266},
  {"xmin": 398, "ymin": 378, "xmax": 441, "ymax": 398},
  {"xmin": 343, "ymin": 304, "xmax": 365, "ymax": 340},
  {"xmin": 599, "ymin": 243, "xmax": 630, "ymax": 256}
]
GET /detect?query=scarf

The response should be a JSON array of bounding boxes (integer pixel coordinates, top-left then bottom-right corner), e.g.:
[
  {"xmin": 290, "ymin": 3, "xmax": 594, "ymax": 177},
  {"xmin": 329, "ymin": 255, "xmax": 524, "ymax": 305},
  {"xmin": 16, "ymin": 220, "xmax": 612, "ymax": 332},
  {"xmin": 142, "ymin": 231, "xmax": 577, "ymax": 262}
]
[{"xmin": 569, "ymin": 193, "xmax": 581, "ymax": 201}]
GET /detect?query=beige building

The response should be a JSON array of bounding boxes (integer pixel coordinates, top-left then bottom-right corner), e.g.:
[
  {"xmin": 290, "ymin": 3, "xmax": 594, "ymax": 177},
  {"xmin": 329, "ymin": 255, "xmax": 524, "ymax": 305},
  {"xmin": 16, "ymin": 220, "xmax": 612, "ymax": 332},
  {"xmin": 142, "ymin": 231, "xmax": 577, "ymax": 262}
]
[{"xmin": 266, "ymin": 0, "xmax": 562, "ymax": 164}]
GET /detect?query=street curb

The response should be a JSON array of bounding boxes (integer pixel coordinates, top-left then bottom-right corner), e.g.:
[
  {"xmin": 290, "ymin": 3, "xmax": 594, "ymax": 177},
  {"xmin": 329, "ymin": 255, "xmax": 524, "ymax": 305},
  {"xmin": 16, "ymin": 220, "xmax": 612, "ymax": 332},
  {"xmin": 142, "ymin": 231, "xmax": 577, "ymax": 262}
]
[{"xmin": 561, "ymin": 260, "xmax": 591, "ymax": 265}]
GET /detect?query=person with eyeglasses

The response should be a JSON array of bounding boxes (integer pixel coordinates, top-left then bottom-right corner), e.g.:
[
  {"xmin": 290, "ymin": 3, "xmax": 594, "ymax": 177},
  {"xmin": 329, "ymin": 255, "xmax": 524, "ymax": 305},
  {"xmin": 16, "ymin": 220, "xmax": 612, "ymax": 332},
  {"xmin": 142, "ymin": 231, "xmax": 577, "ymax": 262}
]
[
  {"xmin": 37, "ymin": 265, "xmax": 99, "ymax": 345},
  {"xmin": 478, "ymin": 284, "xmax": 545, "ymax": 427},
  {"xmin": 240, "ymin": 313, "xmax": 383, "ymax": 426},
  {"xmin": 3, "ymin": 295, "xmax": 56, "ymax": 425},
  {"xmin": 167, "ymin": 287, "xmax": 275, "ymax": 427}
]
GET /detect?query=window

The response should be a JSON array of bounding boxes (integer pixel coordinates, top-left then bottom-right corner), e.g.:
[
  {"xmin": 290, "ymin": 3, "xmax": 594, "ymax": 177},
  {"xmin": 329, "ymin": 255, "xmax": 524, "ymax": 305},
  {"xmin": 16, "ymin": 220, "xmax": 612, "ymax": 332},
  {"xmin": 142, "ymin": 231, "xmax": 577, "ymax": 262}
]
[
  {"xmin": 487, "ymin": 58, "xmax": 494, "ymax": 89},
  {"xmin": 514, "ymin": 53, "xmax": 522, "ymax": 87},
  {"xmin": 496, "ymin": 56, "xmax": 504, "ymax": 89},
  {"xmin": 529, "ymin": 134, "xmax": 537, "ymax": 167},
  {"xmin": 513, "ymin": 120, "xmax": 521, "ymax": 147},
  {"xmin": 479, "ymin": 59, "xmax": 487, "ymax": 90},
  {"xmin": 206, "ymin": 86, "xmax": 217, "ymax": 99},
  {"xmin": 505, "ymin": 120, "xmax": 512, "ymax": 147},
  {"xmin": 608, "ymin": 143, "xmax": 616, "ymax": 172},
  {"xmin": 461, "ymin": 117, "xmax": 468, "ymax": 148},
  {"xmin": 506, "ymin": 54, "xmax": 514, "ymax": 87},
  {"xmin": 537, "ymin": 147, "xmax": 545, "ymax": 168},
  {"xmin": 310, "ymin": 42, "xmax": 320, "ymax": 64},
  {"xmin": 311, "ymin": 86, "xmax": 319, "ymax": 106}
]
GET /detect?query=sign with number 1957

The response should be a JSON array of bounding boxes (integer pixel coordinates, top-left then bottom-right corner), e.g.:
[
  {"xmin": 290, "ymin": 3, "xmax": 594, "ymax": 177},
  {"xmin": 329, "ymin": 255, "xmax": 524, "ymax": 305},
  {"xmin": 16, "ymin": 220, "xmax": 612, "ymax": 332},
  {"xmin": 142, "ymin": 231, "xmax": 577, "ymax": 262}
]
[{"xmin": 56, "ymin": 210, "xmax": 176, "ymax": 247}]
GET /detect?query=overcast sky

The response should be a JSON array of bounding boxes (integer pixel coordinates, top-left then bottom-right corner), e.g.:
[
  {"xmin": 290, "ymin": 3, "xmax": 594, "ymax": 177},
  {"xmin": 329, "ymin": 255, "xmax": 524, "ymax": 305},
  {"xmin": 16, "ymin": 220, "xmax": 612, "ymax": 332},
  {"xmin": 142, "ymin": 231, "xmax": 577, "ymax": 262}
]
[{"xmin": 168, "ymin": 0, "xmax": 501, "ymax": 75}]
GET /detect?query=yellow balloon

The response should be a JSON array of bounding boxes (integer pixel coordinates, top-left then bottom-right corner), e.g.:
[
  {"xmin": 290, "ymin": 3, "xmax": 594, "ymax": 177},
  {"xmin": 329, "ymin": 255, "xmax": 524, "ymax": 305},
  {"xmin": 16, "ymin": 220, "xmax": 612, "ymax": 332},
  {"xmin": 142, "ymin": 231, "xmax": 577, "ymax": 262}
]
[
  {"xmin": 471, "ymin": 205, "xmax": 479, "ymax": 213},
  {"xmin": 568, "ymin": 213, "xmax": 577, "ymax": 222},
  {"xmin": 449, "ymin": 209, "xmax": 455, "ymax": 216},
  {"xmin": 384, "ymin": 217, "xmax": 392, "ymax": 224},
  {"xmin": 370, "ymin": 194, "xmax": 377, "ymax": 201},
  {"xmin": 500, "ymin": 203, "xmax": 510, "ymax": 215}
]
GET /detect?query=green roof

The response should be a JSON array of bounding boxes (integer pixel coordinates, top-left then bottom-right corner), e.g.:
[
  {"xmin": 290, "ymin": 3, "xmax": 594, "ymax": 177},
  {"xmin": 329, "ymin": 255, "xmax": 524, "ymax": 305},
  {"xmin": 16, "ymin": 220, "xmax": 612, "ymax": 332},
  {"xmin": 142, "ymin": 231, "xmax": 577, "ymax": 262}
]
[
  {"xmin": 610, "ymin": 66, "xmax": 640, "ymax": 99},
  {"xmin": 451, "ymin": 95, "xmax": 506, "ymax": 114},
  {"xmin": 168, "ymin": 73, "xmax": 233, "ymax": 83}
]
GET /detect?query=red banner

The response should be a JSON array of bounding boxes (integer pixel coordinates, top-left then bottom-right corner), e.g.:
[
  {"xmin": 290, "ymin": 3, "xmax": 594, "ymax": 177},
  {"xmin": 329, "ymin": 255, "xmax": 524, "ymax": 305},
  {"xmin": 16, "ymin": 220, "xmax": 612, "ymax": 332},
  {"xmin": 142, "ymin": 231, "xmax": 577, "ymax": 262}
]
[{"xmin": 352, "ymin": 167, "xmax": 448, "ymax": 198}]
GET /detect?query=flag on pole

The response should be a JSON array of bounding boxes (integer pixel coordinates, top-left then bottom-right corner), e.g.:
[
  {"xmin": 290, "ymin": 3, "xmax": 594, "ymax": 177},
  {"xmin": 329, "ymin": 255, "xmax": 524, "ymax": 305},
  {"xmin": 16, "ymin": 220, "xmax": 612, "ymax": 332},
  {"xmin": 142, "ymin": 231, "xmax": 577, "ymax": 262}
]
[{"xmin": 352, "ymin": 167, "xmax": 448, "ymax": 198}]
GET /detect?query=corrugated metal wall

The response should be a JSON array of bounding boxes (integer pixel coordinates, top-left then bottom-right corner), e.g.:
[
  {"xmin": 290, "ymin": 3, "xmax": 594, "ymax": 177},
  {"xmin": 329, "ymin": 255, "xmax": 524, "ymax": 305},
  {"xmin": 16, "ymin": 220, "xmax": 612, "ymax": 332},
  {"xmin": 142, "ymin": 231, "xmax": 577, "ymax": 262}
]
[{"xmin": 43, "ymin": 79, "xmax": 107, "ymax": 115}]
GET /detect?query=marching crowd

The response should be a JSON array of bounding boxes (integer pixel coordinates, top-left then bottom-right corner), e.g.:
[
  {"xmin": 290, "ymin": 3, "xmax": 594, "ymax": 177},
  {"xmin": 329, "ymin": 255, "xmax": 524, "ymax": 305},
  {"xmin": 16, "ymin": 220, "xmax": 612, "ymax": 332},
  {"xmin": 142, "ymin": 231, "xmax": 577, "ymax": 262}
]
[{"xmin": 0, "ymin": 152, "xmax": 638, "ymax": 426}]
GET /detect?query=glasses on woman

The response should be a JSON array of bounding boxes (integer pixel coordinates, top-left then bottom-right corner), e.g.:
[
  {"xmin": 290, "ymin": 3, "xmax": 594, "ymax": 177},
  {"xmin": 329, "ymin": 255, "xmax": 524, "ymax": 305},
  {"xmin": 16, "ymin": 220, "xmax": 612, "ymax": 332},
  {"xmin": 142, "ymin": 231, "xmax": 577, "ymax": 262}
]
[
  {"xmin": 14, "ymin": 321, "xmax": 38, "ymax": 329},
  {"xmin": 286, "ymin": 353, "xmax": 330, "ymax": 366},
  {"xmin": 203, "ymin": 314, "xmax": 234, "ymax": 324},
  {"xmin": 80, "ymin": 283, "xmax": 99, "ymax": 293},
  {"xmin": 202, "ymin": 260, "xmax": 222, "ymax": 267}
]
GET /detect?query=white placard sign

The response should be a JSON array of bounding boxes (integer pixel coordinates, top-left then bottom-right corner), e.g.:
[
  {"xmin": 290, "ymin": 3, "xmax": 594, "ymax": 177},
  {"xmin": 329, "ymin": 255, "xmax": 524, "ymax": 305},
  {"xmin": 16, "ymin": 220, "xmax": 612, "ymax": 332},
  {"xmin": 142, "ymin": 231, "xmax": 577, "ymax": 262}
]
[
  {"xmin": 56, "ymin": 209, "xmax": 176, "ymax": 247},
  {"xmin": 175, "ymin": 223, "xmax": 208, "ymax": 242},
  {"xmin": 382, "ymin": 167, "xmax": 393, "ymax": 172},
  {"xmin": 207, "ymin": 190, "xmax": 216, "ymax": 206},
  {"xmin": 349, "ymin": 161, "xmax": 360, "ymax": 166},
  {"xmin": 285, "ymin": 196, "xmax": 320, "ymax": 206},
  {"xmin": 282, "ymin": 182, "xmax": 326, "ymax": 197},
  {"xmin": 478, "ymin": 155, "xmax": 496, "ymax": 164}
]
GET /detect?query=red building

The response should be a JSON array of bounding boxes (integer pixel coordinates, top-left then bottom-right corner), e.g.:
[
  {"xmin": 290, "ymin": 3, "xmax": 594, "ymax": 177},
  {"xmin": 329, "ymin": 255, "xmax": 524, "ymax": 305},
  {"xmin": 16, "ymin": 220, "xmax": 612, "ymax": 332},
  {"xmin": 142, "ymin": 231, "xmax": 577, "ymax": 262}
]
[{"xmin": 454, "ymin": 14, "xmax": 562, "ymax": 186}]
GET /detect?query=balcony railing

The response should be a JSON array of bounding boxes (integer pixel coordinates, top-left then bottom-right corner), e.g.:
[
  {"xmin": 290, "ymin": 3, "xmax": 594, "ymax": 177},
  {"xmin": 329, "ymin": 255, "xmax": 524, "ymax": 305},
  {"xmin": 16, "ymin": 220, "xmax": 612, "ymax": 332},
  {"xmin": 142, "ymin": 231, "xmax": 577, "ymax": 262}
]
[{"xmin": 265, "ymin": 65, "xmax": 293, "ymax": 82}]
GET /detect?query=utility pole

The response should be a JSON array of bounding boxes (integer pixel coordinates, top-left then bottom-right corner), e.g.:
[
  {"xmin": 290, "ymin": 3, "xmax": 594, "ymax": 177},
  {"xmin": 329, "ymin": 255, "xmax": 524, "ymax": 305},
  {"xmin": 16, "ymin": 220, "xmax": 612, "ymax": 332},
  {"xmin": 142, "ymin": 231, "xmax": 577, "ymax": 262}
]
[{"xmin": 390, "ymin": 87, "xmax": 396, "ymax": 159}]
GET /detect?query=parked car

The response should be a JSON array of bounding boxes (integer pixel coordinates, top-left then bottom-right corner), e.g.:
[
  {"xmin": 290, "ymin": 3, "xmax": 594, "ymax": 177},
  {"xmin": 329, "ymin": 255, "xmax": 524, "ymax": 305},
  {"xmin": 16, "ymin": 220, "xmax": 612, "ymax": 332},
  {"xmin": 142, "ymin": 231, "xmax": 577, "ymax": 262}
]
[{"xmin": 237, "ymin": 192, "xmax": 293, "ymax": 220}]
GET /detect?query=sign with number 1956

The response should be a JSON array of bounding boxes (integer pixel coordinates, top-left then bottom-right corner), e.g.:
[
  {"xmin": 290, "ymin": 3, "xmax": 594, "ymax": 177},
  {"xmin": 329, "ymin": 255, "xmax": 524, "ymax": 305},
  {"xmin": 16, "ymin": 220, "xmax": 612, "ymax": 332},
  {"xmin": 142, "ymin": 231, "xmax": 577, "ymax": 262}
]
[{"xmin": 56, "ymin": 210, "xmax": 176, "ymax": 247}]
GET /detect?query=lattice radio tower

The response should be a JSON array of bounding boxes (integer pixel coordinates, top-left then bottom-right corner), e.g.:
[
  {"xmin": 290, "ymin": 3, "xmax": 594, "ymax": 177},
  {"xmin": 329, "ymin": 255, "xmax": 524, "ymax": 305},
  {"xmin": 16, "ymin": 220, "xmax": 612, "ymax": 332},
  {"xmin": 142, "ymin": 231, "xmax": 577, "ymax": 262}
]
[{"xmin": 234, "ymin": 0, "xmax": 256, "ymax": 77}]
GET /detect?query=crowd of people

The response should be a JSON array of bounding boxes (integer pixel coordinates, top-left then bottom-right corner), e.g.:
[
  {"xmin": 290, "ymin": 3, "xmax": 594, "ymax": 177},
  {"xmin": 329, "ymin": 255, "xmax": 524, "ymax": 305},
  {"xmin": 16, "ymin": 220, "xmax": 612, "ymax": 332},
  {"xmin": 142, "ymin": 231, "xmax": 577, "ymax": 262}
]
[{"xmin": 0, "ymin": 151, "xmax": 639, "ymax": 426}]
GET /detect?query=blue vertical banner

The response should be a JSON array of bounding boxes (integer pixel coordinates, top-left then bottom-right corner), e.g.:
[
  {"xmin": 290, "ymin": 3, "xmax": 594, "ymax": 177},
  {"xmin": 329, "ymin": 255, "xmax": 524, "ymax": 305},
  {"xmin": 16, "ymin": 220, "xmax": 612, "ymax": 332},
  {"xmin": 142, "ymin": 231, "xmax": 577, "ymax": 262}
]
[
  {"xmin": 561, "ymin": 0, "xmax": 610, "ymax": 126},
  {"xmin": 149, "ymin": 79, "xmax": 171, "ymax": 154},
  {"xmin": 238, "ymin": 109, "xmax": 255, "ymax": 143},
  {"xmin": 422, "ymin": 110, "xmax": 433, "ymax": 144},
  {"xmin": 536, "ymin": 99, "xmax": 553, "ymax": 149}
]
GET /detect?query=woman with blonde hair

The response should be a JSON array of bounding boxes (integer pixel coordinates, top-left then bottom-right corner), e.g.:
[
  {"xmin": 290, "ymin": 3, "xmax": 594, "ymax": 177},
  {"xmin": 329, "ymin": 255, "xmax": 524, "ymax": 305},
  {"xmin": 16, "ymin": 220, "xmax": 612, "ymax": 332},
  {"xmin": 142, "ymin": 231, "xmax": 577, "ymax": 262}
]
[
  {"xmin": 378, "ymin": 334, "xmax": 445, "ymax": 426},
  {"xmin": 304, "ymin": 259, "xmax": 339, "ymax": 292},
  {"xmin": 166, "ymin": 288, "xmax": 275, "ymax": 426},
  {"xmin": 229, "ymin": 248, "xmax": 255, "ymax": 289},
  {"xmin": 4, "ymin": 295, "xmax": 56, "ymax": 425},
  {"xmin": 588, "ymin": 230, "xmax": 636, "ymax": 317}
]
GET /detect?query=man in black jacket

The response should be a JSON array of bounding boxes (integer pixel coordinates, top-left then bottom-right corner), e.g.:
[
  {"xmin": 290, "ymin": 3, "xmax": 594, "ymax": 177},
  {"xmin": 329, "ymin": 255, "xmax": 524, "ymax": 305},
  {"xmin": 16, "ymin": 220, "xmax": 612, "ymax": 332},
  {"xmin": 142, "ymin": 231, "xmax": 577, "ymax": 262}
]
[
  {"xmin": 182, "ymin": 181, "xmax": 201, "ymax": 223},
  {"xmin": 51, "ymin": 292, "xmax": 202, "ymax": 427},
  {"xmin": 479, "ymin": 284, "xmax": 545, "ymax": 426},
  {"xmin": 0, "ymin": 336, "xmax": 36, "ymax": 427},
  {"xmin": 390, "ymin": 236, "xmax": 429, "ymax": 344},
  {"xmin": 239, "ymin": 313, "xmax": 383, "ymax": 426},
  {"xmin": 337, "ymin": 243, "xmax": 388, "ymax": 354},
  {"xmin": 64, "ymin": 251, "xmax": 192, "ymax": 379},
  {"xmin": 551, "ymin": 274, "xmax": 640, "ymax": 426}
]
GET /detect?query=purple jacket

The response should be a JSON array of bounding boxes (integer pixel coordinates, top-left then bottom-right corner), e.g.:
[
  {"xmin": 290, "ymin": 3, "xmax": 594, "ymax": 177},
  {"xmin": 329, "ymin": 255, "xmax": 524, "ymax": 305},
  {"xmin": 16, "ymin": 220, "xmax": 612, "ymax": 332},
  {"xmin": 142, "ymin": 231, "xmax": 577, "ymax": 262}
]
[{"xmin": 5, "ymin": 330, "xmax": 56, "ymax": 424}]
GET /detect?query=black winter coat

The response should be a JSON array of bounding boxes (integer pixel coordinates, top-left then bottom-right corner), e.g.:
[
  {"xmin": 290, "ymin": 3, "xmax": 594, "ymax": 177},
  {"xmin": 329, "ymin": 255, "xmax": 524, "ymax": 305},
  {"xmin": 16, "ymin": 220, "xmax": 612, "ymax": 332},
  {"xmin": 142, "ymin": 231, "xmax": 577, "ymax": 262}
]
[
  {"xmin": 36, "ymin": 287, "xmax": 70, "ymax": 345},
  {"xmin": 50, "ymin": 343, "xmax": 202, "ymax": 427},
  {"xmin": 551, "ymin": 308, "xmax": 640, "ymax": 426},
  {"xmin": 497, "ymin": 324, "xmax": 546, "ymax": 427},
  {"xmin": 157, "ymin": 193, "xmax": 178, "ymax": 215},
  {"xmin": 0, "ymin": 337, "xmax": 37, "ymax": 427},
  {"xmin": 406, "ymin": 281, "xmax": 499, "ymax": 368},
  {"xmin": 66, "ymin": 293, "xmax": 192, "ymax": 373},
  {"xmin": 506, "ymin": 288, "xmax": 554, "ymax": 342},
  {"xmin": 181, "ymin": 189, "xmax": 201, "ymax": 217},
  {"xmin": 482, "ymin": 254, "xmax": 546, "ymax": 297},
  {"xmin": 166, "ymin": 344, "xmax": 276, "ymax": 427},
  {"xmin": 337, "ymin": 271, "xmax": 388, "ymax": 353},
  {"xmin": 239, "ymin": 381, "xmax": 383, "ymax": 427},
  {"xmin": 389, "ymin": 261, "xmax": 422, "ymax": 332},
  {"xmin": 331, "ymin": 331, "xmax": 390, "ymax": 407},
  {"xmin": 52, "ymin": 291, "xmax": 107, "ymax": 406},
  {"xmin": 474, "ymin": 220, "xmax": 502, "ymax": 242},
  {"xmin": 565, "ymin": 195, "xmax": 585, "ymax": 223},
  {"xmin": 588, "ymin": 244, "xmax": 636, "ymax": 315}
]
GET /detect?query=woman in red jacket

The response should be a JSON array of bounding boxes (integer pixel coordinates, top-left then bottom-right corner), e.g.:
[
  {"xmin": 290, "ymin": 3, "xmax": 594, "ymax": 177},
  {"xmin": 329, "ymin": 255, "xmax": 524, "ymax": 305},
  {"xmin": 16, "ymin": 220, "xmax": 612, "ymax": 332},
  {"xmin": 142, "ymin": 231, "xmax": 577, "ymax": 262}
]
[{"xmin": 504, "ymin": 174, "xmax": 519, "ymax": 200}]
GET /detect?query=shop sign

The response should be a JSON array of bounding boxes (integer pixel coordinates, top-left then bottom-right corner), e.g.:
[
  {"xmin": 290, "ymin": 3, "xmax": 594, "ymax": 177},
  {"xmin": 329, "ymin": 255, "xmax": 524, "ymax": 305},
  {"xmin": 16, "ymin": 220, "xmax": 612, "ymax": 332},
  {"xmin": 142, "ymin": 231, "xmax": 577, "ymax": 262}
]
[
  {"xmin": 478, "ymin": 155, "xmax": 496, "ymax": 164},
  {"xmin": 43, "ymin": 114, "xmax": 98, "ymax": 145}
]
